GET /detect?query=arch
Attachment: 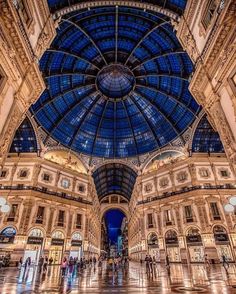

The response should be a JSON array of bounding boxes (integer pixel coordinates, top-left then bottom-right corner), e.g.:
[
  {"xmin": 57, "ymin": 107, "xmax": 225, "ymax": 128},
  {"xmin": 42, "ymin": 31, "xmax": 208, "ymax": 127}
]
[
  {"xmin": 191, "ymin": 114, "xmax": 224, "ymax": 153},
  {"xmin": 186, "ymin": 226, "xmax": 202, "ymax": 244},
  {"xmin": 184, "ymin": 225, "xmax": 201, "ymax": 236},
  {"xmin": 52, "ymin": 230, "xmax": 65, "ymax": 239},
  {"xmin": 213, "ymin": 225, "xmax": 229, "ymax": 243},
  {"xmin": 147, "ymin": 232, "xmax": 158, "ymax": 246},
  {"xmin": 92, "ymin": 163, "xmax": 137, "ymax": 201},
  {"xmin": 165, "ymin": 229, "xmax": 178, "ymax": 246},
  {"xmin": 142, "ymin": 149, "xmax": 186, "ymax": 172},
  {"xmin": 0, "ymin": 226, "xmax": 17, "ymax": 237},
  {"xmin": 100, "ymin": 205, "xmax": 129, "ymax": 221},
  {"xmin": 49, "ymin": 1, "xmax": 184, "ymax": 20},
  {"xmin": 71, "ymin": 231, "xmax": 82, "ymax": 240},
  {"xmin": 28, "ymin": 227, "xmax": 45, "ymax": 238},
  {"xmin": 9, "ymin": 117, "xmax": 38, "ymax": 153}
]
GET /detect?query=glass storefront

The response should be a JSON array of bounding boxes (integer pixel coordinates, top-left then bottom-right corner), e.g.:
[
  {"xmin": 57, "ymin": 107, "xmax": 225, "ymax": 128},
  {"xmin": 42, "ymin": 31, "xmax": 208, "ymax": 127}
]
[
  {"xmin": 165, "ymin": 230, "xmax": 180, "ymax": 262},
  {"xmin": 24, "ymin": 228, "xmax": 44, "ymax": 265},
  {"xmin": 49, "ymin": 231, "xmax": 65, "ymax": 264},
  {"xmin": 70, "ymin": 232, "xmax": 82, "ymax": 260},
  {"xmin": 214, "ymin": 226, "xmax": 233, "ymax": 262},
  {"xmin": 186, "ymin": 228, "xmax": 204, "ymax": 263}
]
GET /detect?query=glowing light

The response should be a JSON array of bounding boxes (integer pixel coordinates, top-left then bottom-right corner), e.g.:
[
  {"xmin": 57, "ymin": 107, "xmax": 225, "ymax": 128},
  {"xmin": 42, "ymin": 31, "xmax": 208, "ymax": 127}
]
[
  {"xmin": 0, "ymin": 204, "xmax": 11, "ymax": 213},
  {"xmin": 0, "ymin": 197, "xmax": 6, "ymax": 206},
  {"xmin": 229, "ymin": 196, "xmax": 236, "ymax": 206},
  {"xmin": 224, "ymin": 203, "xmax": 234, "ymax": 213}
]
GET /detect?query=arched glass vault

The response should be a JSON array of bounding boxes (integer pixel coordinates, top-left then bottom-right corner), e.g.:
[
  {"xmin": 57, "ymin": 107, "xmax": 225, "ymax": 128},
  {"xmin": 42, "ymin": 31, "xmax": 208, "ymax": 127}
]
[
  {"xmin": 31, "ymin": 5, "xmax": 200, "ymax": 159},
  {"xmin": 92, "ymin": 163, "xmax": 137, "ymax": 201}
]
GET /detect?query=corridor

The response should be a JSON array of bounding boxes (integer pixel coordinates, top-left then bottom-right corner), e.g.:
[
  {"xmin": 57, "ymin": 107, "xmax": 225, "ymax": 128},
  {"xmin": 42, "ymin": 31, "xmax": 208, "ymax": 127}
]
[{"xmin": 1, "ymin": 262, "xmax": 236, "ymax": 293}]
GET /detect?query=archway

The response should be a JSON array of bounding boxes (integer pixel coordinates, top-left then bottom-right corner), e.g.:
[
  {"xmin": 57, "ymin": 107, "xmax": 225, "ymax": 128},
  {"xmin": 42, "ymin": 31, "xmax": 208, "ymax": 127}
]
[{"xmin": 101, "ymin": 209, "xmax": 127, "ymax": 258}]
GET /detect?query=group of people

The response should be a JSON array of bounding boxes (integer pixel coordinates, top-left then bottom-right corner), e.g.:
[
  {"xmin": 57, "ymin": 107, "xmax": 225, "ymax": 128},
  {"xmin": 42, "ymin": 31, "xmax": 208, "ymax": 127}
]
[
  {"xmin": 144, "ymin": 255, "xmax": 162, "ymax": 276},
  {"xmin": 60, "ymin": 256, "xmax": 100, "ymax": 277},
  {"xmin": 107, "ymin": 256, "xmax": 129, "ymax": 271}
]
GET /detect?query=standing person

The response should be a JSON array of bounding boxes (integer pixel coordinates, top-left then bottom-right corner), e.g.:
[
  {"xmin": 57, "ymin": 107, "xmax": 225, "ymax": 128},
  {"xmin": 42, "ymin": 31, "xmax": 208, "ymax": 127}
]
[
  {"xmin": 165, "ymin": 254, "xmax": 170, "ymax": 275},
  {"xmin": 93, "ymin": 256, "xmax": 97, "ymax": 268},
  {"xmin": 38, "ymin": 256, "xmax": 44, "ymax": 273},
  {"xmin": 61, "ymin": 257, "xmax": 67, "ymax": 277},
  {"xmin": 222, "ymin": 254, "xmax": 229, "ymax": 270},
  {"xmin": 204, "ymin": 254, "xmax": 210, "ymax": 268},
  {"xmin": 49, "ymin": 257, "xmax": 53, "ymax": 266},
  {"xmin": 18, "ymin": 257, "xmax": 23, "ymax": 270},
  {"xmin": 149, "ymin": 256, "xmax": 153, "ymax": 275},
  {"xmin": 145, "ymin": 255, "xmax": 150, "ymax": 274},
  {"xmin": 43, "ymin": 256, "xmax": 48, "ymax": 274}
]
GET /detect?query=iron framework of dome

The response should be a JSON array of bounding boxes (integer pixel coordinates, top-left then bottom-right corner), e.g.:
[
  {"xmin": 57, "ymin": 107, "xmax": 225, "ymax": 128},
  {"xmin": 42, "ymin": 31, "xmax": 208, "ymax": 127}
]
[
  {"xmin": 92, "ymin": 163, "xmax": 137, "ymax": 200},
  {"xmin": 31, "ymin": 5, "xmax": 200, "ymax": 158}
]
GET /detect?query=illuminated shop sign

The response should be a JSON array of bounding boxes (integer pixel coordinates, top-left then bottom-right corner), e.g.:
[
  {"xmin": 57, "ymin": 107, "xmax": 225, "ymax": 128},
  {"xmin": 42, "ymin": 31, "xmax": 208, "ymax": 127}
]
[
  {"xmin": 51, "ymin": 238, "xmax": 64, "ymax": 246},
  {"xmin": 0, "ymin": 235, "xmax": 14, "ymax": 244},
  {"xmin": 71, "ymin": 240, "xmax": 82, "ymax": 246},
  {"xmin": 27, "ymin": 237, "xmax": 43, "ymax": 245}
]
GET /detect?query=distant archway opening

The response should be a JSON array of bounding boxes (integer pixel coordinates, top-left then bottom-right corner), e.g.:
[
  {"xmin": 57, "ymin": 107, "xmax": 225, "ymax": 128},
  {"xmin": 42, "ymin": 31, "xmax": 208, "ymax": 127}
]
[{"xmin": 101, "ymin": 209, "xmax": 127, "ymax": 258}]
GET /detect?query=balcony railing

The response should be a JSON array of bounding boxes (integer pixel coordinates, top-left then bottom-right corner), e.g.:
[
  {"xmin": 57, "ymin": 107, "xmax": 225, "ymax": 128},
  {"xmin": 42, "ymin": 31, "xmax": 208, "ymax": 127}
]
[
  {"xmin": 138, "ymin": 185, "xmax": 236, "ymax": 205},
  {"xmin": 0, "ymin": 185, "xmax": 92, "ymax": 205}
]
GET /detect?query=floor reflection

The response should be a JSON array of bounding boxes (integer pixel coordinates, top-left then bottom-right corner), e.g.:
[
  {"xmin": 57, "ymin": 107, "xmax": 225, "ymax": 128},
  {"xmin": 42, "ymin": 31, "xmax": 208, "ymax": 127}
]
[{"xmin": 0, "ymin": 262, "xmax": 236, "ymax": 293}]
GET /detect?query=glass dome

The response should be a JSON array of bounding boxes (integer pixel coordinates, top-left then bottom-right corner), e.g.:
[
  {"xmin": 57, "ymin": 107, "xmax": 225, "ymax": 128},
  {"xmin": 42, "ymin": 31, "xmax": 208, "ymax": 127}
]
[{"xmin": 31, "ymin": 6, "xmax": 200, "ymax": 158}]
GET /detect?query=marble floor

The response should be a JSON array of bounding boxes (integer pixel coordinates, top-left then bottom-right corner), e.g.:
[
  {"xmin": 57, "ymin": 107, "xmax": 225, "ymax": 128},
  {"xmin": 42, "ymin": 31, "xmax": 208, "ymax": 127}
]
[{"xmin": 1, "ymin": 262, "xmax": 236, "ymax": 293}]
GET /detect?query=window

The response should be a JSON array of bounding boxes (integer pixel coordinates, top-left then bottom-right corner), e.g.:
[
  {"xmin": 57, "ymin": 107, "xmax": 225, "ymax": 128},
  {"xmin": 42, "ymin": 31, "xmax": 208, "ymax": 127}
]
[
  {"xmin": 185, "ymin": 206, "xmax": 193, "ymax": 222},
  {"xmin": 7, "ymin": 204, "xmax": 18, "ymax": 222},
  {"xmin": 0, "ymin": 170, "xmax": 7, "ymax": 178},
  {"xmin": 76, "ymin": 214, "xmax": 82, "ymax": 229},
  {"xmin": 210, "ymin": 202, "xmax": 221, "ymax": 220},
  {"xmin": 159, "ymin": 177, "xmax": 169, "ymax": 188},
  {"xmin": 145, "ymin": 183, "xmax": 152, "ymax": 193},
  {"xmin": 20, "ymin": 170, "xmax": 27, "ymax": 178},
  {"xmin": 177, "ymin": 171, "xmax": 187, "ymax": 182},
  {"xmin": 220, "ymin": 170, "xmax": 229, "ymax": 177},
  {"xmin": 202, "ymin": 0, "xmax": 217, "ymax": 29},
  {"xmin": 58, "ymin": 210, "xmax": 65, "ymax": 227},
  {"xmin": 165, "ymin": 210, "xmax": 172, "ymax": 225},
  {"xmin": 43, "ymin": 173, "xmax": 50, "ymax": 182},
  {"xmin": 147, "ymin": 213, "xmax": 154, "ymax": 228},
  {"xmin": 36, "ymin": 206, "xmax": 45, "ymax": 224},
  {"xmin": 78, "ymin": 185, "xmax": 85, "ymax": 193},
  {"xmin": 18, "ymin": 0, "xmax": 31, "ymax": 26},
  {"xmin": 200, "ymin": 168, "xmax": 209, "ymax": 178},
  {"xmin": 61, "ymin": 178, "xmax": 70, "ymax": 189}
]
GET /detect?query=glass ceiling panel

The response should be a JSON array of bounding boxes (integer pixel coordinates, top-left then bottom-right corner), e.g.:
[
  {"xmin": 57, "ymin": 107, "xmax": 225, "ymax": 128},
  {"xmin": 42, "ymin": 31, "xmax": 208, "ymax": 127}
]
[{"xmin": 31, "ymin": 5, "xmax": 200, "ymax": 158}]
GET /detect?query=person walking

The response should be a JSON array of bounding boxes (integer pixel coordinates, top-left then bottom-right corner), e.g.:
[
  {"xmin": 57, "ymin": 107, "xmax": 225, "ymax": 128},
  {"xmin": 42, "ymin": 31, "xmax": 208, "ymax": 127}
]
[
  {"xmin": 204, "ymin": 254, "xmax": 210, "ymax": 268},
  {"xmin": 145, "ymin": 255, "xmax": 150, "ymax": 274},
  {"xmin": 43, "ymin": 256, "xmax": 48, "ymax": 274},
  {"xmin": 165, "ymin": 254, "xmax": 170, "ymax": 276},
  {"xmin": 38, "ymin": 256, "xmax": 44, "ymax": 273},
  {"xmin": 61, "ymin": 257, "xmax": 67, "ymax": 277},
  {"xmin": 149, "ymin": 256, "xmax": 153, "ymax": 276},
  {"xmin": 222, "ymin": 254, "xmax": 229, "ymax": 271}
]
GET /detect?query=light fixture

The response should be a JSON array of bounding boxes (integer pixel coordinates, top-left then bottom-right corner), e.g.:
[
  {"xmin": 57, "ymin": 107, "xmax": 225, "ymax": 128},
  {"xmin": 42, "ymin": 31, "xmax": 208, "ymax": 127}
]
[
  {"xmin": 0, "ymin": 204, "xmax": 11, "ymax": 213},
  {"xmin": 224, "ymin": 203, "xmax": 234, "ymax": 213},
  {"xmin": 0, "ymin": 197, "xmax": 6, "ymax": 206},
  {"xmin": 229, "ymin": 196, "xmax": 236, "ymax": 206}
]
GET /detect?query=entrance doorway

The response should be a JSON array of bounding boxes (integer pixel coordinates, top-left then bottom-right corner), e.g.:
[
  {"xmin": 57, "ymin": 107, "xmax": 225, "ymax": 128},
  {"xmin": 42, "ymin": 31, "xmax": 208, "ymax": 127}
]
[{"xmin": 101, "ymin": 209, "xmax": 127, "ymax": 257}]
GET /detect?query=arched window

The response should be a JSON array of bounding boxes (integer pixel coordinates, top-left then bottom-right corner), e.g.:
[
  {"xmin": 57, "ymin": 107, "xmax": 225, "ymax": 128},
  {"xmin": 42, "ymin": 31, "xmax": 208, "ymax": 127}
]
[
  {"xmin": 52, "ymin": 230, "xmax": 64, "ymax": 239},
  {"xmin": 186, "ymin": 227, "xmax": 202, "ymax": 244},
  {"xmin": 29, "ymin": 228, "xmax": 43, "ymax": 238},
  {"xmin": 213, "ymin": 225, "xmax": 229, "ymax": 243},
  {"xmin": 72, "ymin": 232, "xmax": 82, "ymax": 240},
  {"xmin": 165, "ymin": 230, "xmax": 178, "ymax": 245},
  {"xmin": 1, "ymin": 227, "xmax": 16, "ymax": 237},
  {"xmin": 147, "ymin": 233, "xmax": 158, "ymax": 246}
]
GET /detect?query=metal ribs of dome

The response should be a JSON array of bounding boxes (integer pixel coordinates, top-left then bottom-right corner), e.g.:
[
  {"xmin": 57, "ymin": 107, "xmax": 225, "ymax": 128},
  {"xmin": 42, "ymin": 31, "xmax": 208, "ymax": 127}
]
[
  {"xmin": 92, "ymin": 163, "xmax": 137, "ymax": 200},
  {"xmin": 31, "ymin": 6, "xmax": 200, "ymax": 158},
  {"xmin": 47, "ymin": 0, "xmax": 187, "ymax": 15}
]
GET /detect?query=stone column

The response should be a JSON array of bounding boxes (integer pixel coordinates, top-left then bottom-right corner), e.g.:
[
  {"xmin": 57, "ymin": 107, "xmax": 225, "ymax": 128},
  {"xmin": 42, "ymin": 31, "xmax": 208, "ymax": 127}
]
[
  {"xmin": 46, "ymin": 207, "xmax": 56, "ymax": 236},
  {"xmin": 195, "ymin": 199, "xmax": 210, "ymax": 233},
  {"xmin": 19, "ymin": 200, "xmax": 34, "ymax": 235}
]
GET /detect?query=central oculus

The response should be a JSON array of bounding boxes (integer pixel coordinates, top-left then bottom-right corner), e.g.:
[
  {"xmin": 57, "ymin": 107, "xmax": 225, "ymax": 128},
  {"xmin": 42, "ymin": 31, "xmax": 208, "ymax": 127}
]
[{"xmin": 96, "ymin": 64, "xmax": 135, "ymax": 99}]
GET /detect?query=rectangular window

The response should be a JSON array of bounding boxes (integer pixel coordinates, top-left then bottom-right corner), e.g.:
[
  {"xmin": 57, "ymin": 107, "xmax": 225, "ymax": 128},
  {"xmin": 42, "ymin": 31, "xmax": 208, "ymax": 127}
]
[
  {"xmin": 185, "ymin": 205, "xmax": 193, "ymax": 222},
  {"xmin": 7, "ymin": 204, "xmax": 18, "ymax": 222},
  {"xmin": 58, "ymin": 210, "xmax": 65, "ymax": 227},
  {"xmin": 165, "ymin": 210, "xmax": 172, "ymax": 225},
  {"xmin": 43, "ymin": 173, "xmax": 50, "ymax": 182},
  {"xmin": 220, "ymin": 170, "xmax": 228, "ymax": 177},
  {"xmin": 76, "ymin": 214, "xmax": 82, "ymax": 229},
  {"xmin": 202, "ymin": 0, "xmax": 217, "ymax": 29},
  {"xmin": 18, "ymin": 0, "xmax": 31, "ymax": 25},
  {"xmin": 0, "ymin": 170, "xmax": 6, "ymax": 178},
  {"xmin": 36, "ymin": 206, "xmax": 45, "ymax": 224},
  {"xmin": 147, "ymin": 213, "xmax": 154, "ymax": 228},
  {"xmin": 210, "ymin": 202, "xmax": 221, "ymax": 220}
]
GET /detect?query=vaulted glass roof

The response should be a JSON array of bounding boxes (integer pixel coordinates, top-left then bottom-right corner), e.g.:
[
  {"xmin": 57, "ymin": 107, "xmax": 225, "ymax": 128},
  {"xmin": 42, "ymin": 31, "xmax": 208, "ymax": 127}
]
[
  {"xmin": 92, "ymin": 163, "xmax": 137, "ymax": 200},
  {"xmin": 10, "ymin": 118, "xmax": 37, "ymax": 153},
  {"xmin": 192, "ymin": 115, "xmax": 224, "ymax": 153},
  {"xmin": 47, "ymin": 0, "xmax": 187, "ymax": 15},
  {"xmin": 32, "ymin": 6, "xmax": 200, "ymax": 158}
]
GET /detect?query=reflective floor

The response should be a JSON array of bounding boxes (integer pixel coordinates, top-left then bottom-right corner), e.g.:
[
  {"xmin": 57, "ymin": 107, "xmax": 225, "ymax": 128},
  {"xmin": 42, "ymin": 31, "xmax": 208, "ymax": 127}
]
[{"xmin": 1, "ymin": 262, "xmax": 236, "ymax": 293}]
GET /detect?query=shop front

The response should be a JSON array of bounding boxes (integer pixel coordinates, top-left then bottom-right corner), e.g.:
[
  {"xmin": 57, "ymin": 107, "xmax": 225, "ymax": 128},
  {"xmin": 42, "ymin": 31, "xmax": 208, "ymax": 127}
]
[
  {"xmin": 147, "ymin": 233, "xmax": 160, "ymax": 262},
  {"xmin": 186, "ymin": 227, "xmax": 204, "ymax": 263},
  {"xmin": 0, "ymin": 227, "xmax": 16, "ymax": 266},
  {"xmin": 49, "ymin": 231, "xmax": 65, "ymax": 264},
  {"xmin": 69, "ymin": 232, "xmax": 83, "ymax": 260},
  {"xmin": 24, "ymin": 228, "xmax": 44, "ymax": 265},
  {"xmin": 213, "ymin": 225, "xmax": 233, "ymax": 262},
  {"xmin": 165, "ymin": 230, "xmax": 180, "ymax": 262}
]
